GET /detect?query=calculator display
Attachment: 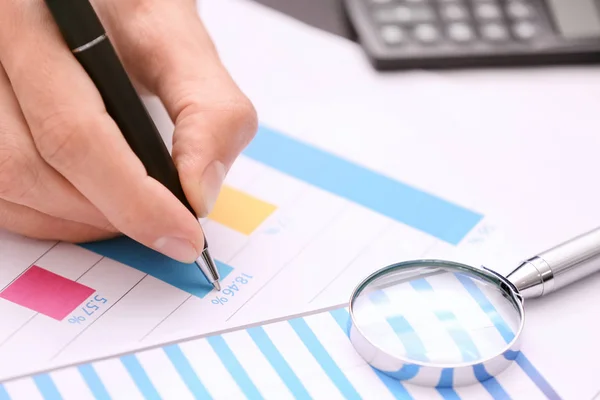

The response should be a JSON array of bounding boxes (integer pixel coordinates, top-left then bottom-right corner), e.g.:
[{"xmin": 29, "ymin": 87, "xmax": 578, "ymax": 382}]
[{"xmin": 547, "ymin": 0, "xmax": 600, "ymax": 38}]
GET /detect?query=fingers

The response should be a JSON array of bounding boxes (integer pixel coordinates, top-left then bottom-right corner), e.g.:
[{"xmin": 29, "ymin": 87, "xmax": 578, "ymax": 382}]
[
  {"xmin": 96, "ymin": 0, "xmax": 258, "ymax": 216},
  {"xmin": 0, "ymin": 198, "xmax": 117, "ymax": 243},
  {"xmin": 0, "ymin": 2, "xmax": 205, "ymax": 263},
  {"xmin": 0, "ymin": 62, "xmax": 115, "ymax": 231}
]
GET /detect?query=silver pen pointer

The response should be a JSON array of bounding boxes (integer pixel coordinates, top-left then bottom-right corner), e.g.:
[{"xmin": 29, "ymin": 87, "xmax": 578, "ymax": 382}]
[{"xmin": 196, "ymin": 242, "xmax": 221, "ymax": 291}]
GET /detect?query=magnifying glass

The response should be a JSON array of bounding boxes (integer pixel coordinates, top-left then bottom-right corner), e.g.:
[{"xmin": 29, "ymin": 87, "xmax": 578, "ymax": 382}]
[{"xmin": 347, "ymin": 226, "xmax": 600, "ymax": 387}]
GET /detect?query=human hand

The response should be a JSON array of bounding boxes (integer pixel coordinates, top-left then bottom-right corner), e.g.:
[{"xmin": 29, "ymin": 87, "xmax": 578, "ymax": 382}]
[{"xmin": 0, "ymin": 0, "xmax": 257, "ymax": 263}]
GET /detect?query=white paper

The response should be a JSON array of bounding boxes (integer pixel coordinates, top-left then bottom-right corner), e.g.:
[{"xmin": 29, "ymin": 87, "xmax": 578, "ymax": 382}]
[{"xmin": 1, "ymin": 1, "xmax": 600, "ymax": 399}]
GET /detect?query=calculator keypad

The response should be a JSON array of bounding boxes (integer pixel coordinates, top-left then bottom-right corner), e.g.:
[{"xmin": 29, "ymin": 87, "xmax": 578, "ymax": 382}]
[{"xmin": 367, "ymin": 0, "xmax": 551, "ymax": 48}]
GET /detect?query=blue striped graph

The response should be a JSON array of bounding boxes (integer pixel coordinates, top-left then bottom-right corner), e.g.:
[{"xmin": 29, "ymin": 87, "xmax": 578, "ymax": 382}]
[{"xmin": 0, "ymin": 284, "xmax": 559, "ymax": 399}]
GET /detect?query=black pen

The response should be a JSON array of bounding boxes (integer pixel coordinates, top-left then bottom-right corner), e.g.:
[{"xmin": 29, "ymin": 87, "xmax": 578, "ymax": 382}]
[{"xmin": 44, "ymin": 0, "xmax": 221, "ymax": 290}]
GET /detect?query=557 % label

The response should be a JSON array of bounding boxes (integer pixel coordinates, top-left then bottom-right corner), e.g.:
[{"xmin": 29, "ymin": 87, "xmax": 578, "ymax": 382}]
[
  {"xmin": 211, "ymin": 274, "xmax": 253, "ymax": 306},
  {"xmin": 68, "ymin": 294, "xmax": 108, "ymax": 325}
]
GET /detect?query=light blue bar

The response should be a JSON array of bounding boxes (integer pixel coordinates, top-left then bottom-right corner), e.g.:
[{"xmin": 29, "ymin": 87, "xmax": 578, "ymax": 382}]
[
  {"xmin": 163, "ymin": 344, "xmax": 212, "ymax": 399},
  {"xmin": 472, "ymin": 365, "xmax": 512, "ymax": 399},
  {"xmin": 120, "ymin": 354, "xmax": 161, "ymax": 400},
  {"xmin": 77, "ymin": 364, "xmax": 111, "ymax": 400},
  {"xmin": 411, "ymin": 278, "xmax": 509, "ymax": 399},
  {"xmin": 0, "ymin": 385, "xmax": 10, "ymax": 400},
  {"xmin": 436, "ymin": 369, "xmax": 461, "ymax": 400},
  {"xmin": 32, "ymin": 374, "xmax": 62, "ymax": 400},
  {"xmin": 329, "ymin": 308, "xmax": 414, "ymax": 400},
  {"xmin": 288, "ymin": 317, "xmax": 361, "ymax": 399},
  {"xmin": 455, "ymin": 273, "xmax": 561, "ymax": 399},
  {"xmin": 80, "ymin": 236, "xmax": 233, "ymax": 298},
  {"xmin": 242, "ymin": 125, "xmax": 483, "ymax": 244},
  {"xmin": 367, "ymin": 291, "xmax": 462, "ymax": 399},
  {"xmin": 246, "ymin": 326, "xmax": 311, "ymax": 398},
  {"xmin": 368, "ymin": 291, "xmax": 429, "ymax": 362},
  {"xmin": 454, "ymin": 273, "xmax": 515, "ymax": 343},
  {"xmin": 206, "ymin": 336, "xmax": 263, "ymax": 400}
]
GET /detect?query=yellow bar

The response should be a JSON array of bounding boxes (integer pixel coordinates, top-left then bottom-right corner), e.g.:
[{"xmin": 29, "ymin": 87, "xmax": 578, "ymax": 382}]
[{"xmin": 208, "ymin": 186, "xmax": 277, "ymax": 235}]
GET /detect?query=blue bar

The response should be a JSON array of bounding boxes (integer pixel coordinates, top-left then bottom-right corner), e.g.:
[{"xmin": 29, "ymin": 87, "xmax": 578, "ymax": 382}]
[
  {"xmin": 243, "ymin": 125, "xmax": 483, "ymax": 244},
  {"xmin": 206, "ymin": 335, "xmax": 263, "ymax": 399},
  {"xmin": 513, "ymin": 354, "xmax": 561, "ymax": 400},
  {"xmin": 77, "ymin": 364, "xmax": 111, "ymax": 400},
  {"xmin": 246, "ymin": 326, "xmax": 311, "ymax": 398},
  {"xmin": 411, "ymin": 278, "xmax": 509, "ymax": 399},
  {"xmin": 32, "ymin": 374, "xmax": 62, "ymax": 400},
  {"xmin": 80, "ymin": 236, "xmax": 233, "ymax": 298},
  {"xmin": 437, "ymin": 388, "xmax": 461, "ymax": 400},
  {"xmin": 329, "ymin": 308, "xmax": 414, "ymax": 400},
  {"xmin": 288, "ymin": 317, "xmax": 361, "ymax": 399},
  {"xmin": 329, "ymin": 308, "xmax": 351, "ymax": 335},
  {"xmin": 0, "ymin": 385, "xmax": 9, "ymax": 400},
  {"xmin": 454, "ymin": 273, "xmax": 516, "ymax": 343},
  {"xmin": 473, "ymin": 365, "xmax": 512, "ymax": 399},
  {"xmin": 120, "ymin": 354, "xmax": 161, "ymax": 400},
  {"xmin": 455, "ymin": 273, "xmax": 561, "ymax": 399},
  {"xmin": 163, "ymin": 344, "xmax": 212, "ymax": 399},
  {"xmin": 368, "ymin": 291, "xmax": 429, "ymax": 362},
  {"xmin": 367, "ymin": 290, "xmax": 463, "ymax": 398},
  {"xmin": 434, "ymin": 370, "xmax": 461, "ymax": 400}
]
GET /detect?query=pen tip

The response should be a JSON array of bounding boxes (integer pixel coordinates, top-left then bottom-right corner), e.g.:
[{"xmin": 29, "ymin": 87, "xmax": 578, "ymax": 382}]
[{"xmin": 213, "ymin": 281, "xmax": 221, "ymax": 291}]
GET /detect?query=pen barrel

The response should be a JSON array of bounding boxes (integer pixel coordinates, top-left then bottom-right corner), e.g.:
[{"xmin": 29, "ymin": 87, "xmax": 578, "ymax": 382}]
[
  {"xmin": 517, "ymin": 227, "xmax": 600, "ymax": 297},
  {"xmin": 73, "ymin": 37, "xmax": 195, "ymax": 216}
]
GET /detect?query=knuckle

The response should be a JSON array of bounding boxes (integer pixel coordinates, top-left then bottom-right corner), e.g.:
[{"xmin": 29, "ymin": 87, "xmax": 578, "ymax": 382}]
[
  {"xmin": 183, "ymin": 94, "xmax": 258, "ymax": 146},
  {"xmin": 231, "ymin": 96, "xmax": 259, "ymax": 140},
  {"xmin": 34, "ymin": 111, "xmax": 93, "ymax": 170},
  {"xmin": 0, "ymin": 143, "xmax": 38, "ymax": 200}
]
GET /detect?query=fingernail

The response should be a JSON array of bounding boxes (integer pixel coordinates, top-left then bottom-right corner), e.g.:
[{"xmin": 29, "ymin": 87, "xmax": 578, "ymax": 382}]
[
  {"xmin": 200, "ymin": 160, "xmax": 226, "ymax": 216},
  {"xmin": 153, "ymin": 236, "xmax": 199, "ymax": 263}
]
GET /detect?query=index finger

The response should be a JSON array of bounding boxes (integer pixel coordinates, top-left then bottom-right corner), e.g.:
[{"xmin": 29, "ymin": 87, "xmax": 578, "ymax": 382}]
[{"xmin": 0, "ymin": 2, "xmax": 205, "ymax": 262}]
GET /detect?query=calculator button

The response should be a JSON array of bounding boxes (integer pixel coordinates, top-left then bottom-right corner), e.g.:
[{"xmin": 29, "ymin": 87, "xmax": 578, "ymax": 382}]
[
  {"xmin": 411, "ymin": 6, "xmax": 436, "ymax": 21},
  {"xmin": 506, "ymin": 1, "xmax": 532, "ymax": 19},
  {"xmin": 441, "ymin": 4, "xmax": 468, "ymax": 20},
  {"xmin": 481, "ymin": 22, "xmax": 509, "ymax": 41},
  {"xmin": 373, "ymin": 5, "xmax": 434, "ymax": 23},
  {"xmin": 448, "ymin": 23, "xmax": 474, "ymax": 41},
  {"xmin": 513, "ymin": 20, "xmax": 537, "ymax": 39},
  {"xmin": 374, "ymin": 7, "xmax": 410, "ymax": 23},
  {"xmin": 414, "ymin": 24, "xmax": 440, "ymax": 42},
  {"xmin": 380, "ymin": 25, "xmax": 405, "ymax": 44},
  {"xmin": 474, "ymin": 3, "xmax": 502, "ymax": 19}
]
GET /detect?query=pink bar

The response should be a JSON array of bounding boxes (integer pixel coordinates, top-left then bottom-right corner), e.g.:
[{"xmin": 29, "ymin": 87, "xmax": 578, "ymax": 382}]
[{"xmin": 0, "ymin": 265, "xmax": 95, "ymax": 320}]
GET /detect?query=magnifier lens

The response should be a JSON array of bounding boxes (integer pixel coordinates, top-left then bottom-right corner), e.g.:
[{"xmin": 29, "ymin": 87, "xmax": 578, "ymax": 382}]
[{"xmin": 351, "ymin": 262, "xmax": 521, "ymax": 367}]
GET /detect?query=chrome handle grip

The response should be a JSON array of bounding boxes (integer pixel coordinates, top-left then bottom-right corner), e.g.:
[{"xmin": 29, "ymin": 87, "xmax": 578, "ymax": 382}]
[{"xmin": 508, "ymin": 227, "xmax": 600, "ymax": 298}]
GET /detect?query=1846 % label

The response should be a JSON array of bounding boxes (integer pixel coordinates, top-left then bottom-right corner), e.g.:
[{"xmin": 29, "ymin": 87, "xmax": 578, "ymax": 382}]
[
  {"xmin": 211, "ymin": 274, "xmax": 253, "ymax": 306},
  {"xmin": 68, "ymin": 294, "xmax": 108, "ymax": 324}
]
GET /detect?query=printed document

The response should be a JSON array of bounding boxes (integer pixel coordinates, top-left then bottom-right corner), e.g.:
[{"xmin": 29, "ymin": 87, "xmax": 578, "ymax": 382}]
[{"xmin": 1, "ymin": 1, "xmax": 600, "ymax": 399}]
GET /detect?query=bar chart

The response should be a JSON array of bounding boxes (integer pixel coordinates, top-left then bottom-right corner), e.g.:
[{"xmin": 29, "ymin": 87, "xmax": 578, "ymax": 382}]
[
  {"xmin": 0, "ymin": 124, "xmax": 493, "ymax": 382},
  {"xmin": 0, "ymin": 304, "xmax": 558, "ymax": 400}
]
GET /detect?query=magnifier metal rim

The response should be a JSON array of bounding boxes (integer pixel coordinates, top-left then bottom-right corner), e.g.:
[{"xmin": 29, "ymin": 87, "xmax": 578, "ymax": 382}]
[{"xmin": 347, "ymin": 259, "xmax": 525, "ymax": 386}]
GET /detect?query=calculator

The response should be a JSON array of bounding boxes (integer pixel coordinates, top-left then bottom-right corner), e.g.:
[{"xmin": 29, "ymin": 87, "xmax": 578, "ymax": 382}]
[{"xmin": 342, "ymin": 0, "xmax": 600, "ymax": 69}]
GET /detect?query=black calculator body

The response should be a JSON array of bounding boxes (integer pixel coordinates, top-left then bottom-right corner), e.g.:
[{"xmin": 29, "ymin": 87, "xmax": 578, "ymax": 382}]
[{"xmin": 343, "ymin": 0, "xmax": 600, "ymax": 69}]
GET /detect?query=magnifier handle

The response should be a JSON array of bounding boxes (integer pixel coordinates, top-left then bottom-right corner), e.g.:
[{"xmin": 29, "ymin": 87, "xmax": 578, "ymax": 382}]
[{"xmin": 507, "ymin": 226, "xmax": 600, "ymax": 298}]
